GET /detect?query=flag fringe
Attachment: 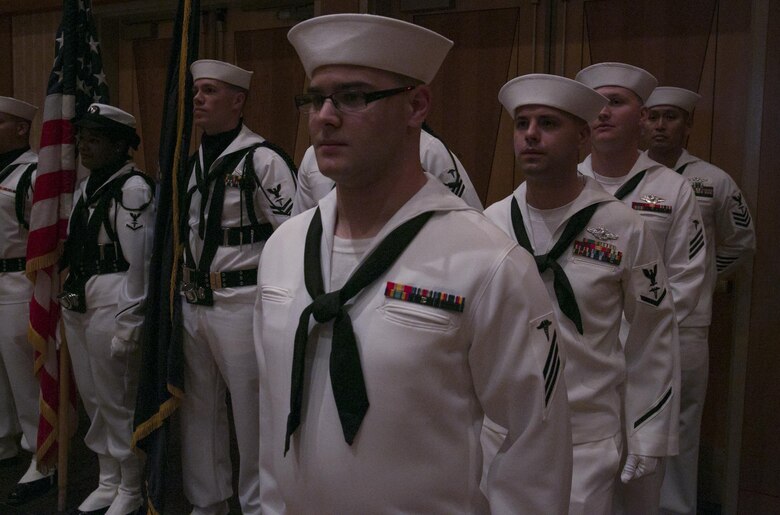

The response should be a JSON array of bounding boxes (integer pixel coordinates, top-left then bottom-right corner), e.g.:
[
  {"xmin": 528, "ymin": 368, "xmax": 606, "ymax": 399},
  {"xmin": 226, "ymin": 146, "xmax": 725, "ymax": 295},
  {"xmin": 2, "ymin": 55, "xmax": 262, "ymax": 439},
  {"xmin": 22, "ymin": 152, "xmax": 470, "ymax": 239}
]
[
  {"xmin": 35, "ymin": 394, "xmax": 58, "ymax": 468},
  {"xmin": 25, "ymin": 244, "xmax": 64, "ymax": 283},
  {"xmin": 130, "ymin": 385, "xmax": 183, "ymax": 448},
  {"xmin": 29, "ymin": 324, "xmax": 50, "ymax": 373}
]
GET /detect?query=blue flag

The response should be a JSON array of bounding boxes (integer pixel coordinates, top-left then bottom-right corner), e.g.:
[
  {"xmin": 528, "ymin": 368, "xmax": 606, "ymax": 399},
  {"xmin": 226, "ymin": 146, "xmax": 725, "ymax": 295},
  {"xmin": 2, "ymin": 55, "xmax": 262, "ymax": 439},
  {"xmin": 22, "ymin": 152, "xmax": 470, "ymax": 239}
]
[{"xmin": 131, "ymin": 0, "xmax": 199, "ymax": 512}]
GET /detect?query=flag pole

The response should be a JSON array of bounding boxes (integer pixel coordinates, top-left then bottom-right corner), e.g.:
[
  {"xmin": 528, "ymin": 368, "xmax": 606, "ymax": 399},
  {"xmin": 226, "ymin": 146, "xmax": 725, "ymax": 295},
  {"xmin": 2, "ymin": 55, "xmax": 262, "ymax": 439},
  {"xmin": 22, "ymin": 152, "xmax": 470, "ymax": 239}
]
[{"xmin": 57, "ymin": 320, "xmax": 70, "ymax": 512}]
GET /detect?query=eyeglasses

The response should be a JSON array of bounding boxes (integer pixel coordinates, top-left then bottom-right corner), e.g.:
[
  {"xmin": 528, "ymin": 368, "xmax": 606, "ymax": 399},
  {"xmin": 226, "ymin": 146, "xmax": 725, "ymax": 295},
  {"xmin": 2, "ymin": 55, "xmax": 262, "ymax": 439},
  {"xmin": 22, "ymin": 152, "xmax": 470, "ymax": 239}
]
[{"xmin": 294, "ymin": 86, "xmax": 416, "ymax": 114}]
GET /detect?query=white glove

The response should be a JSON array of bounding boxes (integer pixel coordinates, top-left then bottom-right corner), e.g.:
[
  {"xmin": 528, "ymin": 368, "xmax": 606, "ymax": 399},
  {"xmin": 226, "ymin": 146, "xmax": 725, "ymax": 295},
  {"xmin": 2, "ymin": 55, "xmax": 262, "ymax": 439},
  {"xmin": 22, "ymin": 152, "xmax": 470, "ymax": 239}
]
[
  {"xmin": 110, "ymin": 336, "xmax": 139, "ymax": 359},
  {"xmin": 620, "ymin": 454, "xmax": 659, "ymax": 483}
]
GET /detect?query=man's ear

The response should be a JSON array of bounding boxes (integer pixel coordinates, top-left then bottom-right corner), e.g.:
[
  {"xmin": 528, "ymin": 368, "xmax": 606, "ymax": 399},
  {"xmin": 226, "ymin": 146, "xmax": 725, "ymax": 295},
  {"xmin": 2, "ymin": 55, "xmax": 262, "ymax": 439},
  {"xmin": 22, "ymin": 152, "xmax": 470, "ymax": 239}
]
[
  {"xmin": 638, "ymin": 105, "xmax": 648, "ymax": 126},
  {"xmin": 233, "ymin": 90, "xmax": 247, "ymax": 112},
  {"xmin": 685, "ymin": 111, "xmax": 694, "ymax": 137},
  {"xmin": 578, "ymin": 122, "xmax": 591, "ymax": 148},
  {"xmin": 408, "ymin": 85, "xmax": 431, "ymax": 129},
  {"xmin": 15, "ymin": 120, "xmax": 31, "ymax": 138}
]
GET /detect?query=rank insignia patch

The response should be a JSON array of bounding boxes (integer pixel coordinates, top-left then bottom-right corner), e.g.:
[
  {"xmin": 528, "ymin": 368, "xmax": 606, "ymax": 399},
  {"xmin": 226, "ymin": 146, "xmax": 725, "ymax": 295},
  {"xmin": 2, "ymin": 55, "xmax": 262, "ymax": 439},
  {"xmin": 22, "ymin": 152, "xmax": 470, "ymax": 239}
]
[
  {"xmin": 535, "ymin": 319, "xmax": 561, "ymax": 409},
  {"xmin": 384, "ymin": 281, "xmax": 465, "ymax": 313},
  {"xmin": 689, "ymin": 220, "xmax": 704, "ymax": 259},
  {"xmin": 689, "ymin": 177, "xmax": 714, "ymax": 198},
  {"xmin": 444, "ymin": 168, "xmax": 465, "ymax": 197},
  {"xmin": 633, "ymin": 194, "xmax": 672, "ymax": 214},
  {"xmin": 573, "ymin": 238, "xmax": 623, "ymax": 266},
  {"xmin": 126, "ymin": 211, "xmax": 143, "ymax": 231},
  {"xmin": 264, "ymin": 183, "xmax": 293, "ymax": 217},
  {"xmin": 639, "ymin": 264, "xmax": 667, "ymax": 307},
  {"xmin": 731, "ymin": 193, "xmax": 752, "ymax": 228}
]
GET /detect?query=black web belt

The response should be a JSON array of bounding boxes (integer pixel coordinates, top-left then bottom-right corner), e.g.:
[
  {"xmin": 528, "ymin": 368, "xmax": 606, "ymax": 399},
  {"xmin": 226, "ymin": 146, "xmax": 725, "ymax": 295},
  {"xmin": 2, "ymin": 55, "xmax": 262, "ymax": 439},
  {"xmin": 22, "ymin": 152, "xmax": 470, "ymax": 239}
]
[
  {"xmin": 60, "ymin": 243, "xmax": 130, "ymax": 313},
  {"xmin": 220, "ymin": 224, "xmax": 273, "ymax": 246},
  {"xmin": 182, "ymin": 266, "xmax": 257, "ymax": 306},
  {"xmin": 0, "ymin": 257, "xmax": 26, "ymax": 273},
  {"xmin": 71, "ymin": 243, "xmax": 130, "ymax": 277}
]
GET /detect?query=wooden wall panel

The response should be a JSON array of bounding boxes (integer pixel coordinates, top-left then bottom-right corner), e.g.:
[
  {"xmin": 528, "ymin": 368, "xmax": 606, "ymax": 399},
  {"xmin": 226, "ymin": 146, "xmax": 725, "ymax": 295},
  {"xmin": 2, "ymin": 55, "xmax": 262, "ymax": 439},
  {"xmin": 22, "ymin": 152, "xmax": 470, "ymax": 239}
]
[
  {"xmin": 739, "ymin": 0, "xmax": 780, "ymax": 507},
  {"xmin": 413, "ymin": 8, "xmax": 532, "ymax": 206},
  {"xmin": 583, "ymin": 0, "xmax": 715, "ymax": 90},
  {"xmin": 0, "ymin": 16, "xmax": 11, "ymax": 96},
  {"xmin": 11, "ymin": 10, "xmax": 60, "ymax": 151},
  {"xmin": 709, "ymin": 0, "xmax": 751, "ymax": 186},
  {"xmin": 700, "ymin": 3, "xmax": 754, "ymax": 507},
  {"xmin": 133, "ymin": 38, "xmax": 172, "ymax": 177},
  {"xmin": 234, "ymin": 27, "xmax": 306, "ymax": 159},
  {"xmin": 320, "ymin": 0, "xmax": 361, "ymax": 14}
]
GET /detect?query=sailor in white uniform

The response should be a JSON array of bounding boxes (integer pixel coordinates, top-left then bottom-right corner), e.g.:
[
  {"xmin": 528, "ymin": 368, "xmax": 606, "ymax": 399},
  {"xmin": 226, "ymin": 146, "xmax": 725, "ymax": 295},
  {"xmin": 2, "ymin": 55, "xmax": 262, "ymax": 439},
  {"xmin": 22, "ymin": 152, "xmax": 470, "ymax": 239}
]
[
  {"xmin": 575, "ymin": 62, "xmax": 708, "ymax": 514},
  {"xmin": 179, "ymin": 59, "xmax": 297, "ymax": 515},
  {"xmin": 62, "ymin": 104, "xmax": 155, "ymax": 515},
  {"xmin": 643, "ymin": 86, "xmax": 756, "ymax": 515},
  {"xmin": 255, "ymin": 14, "xmax": 573, "ymax": 515},
  {"xmin": 0, "ymin": 96, "xmax": 57, "ymax": 506},
  {"xmin": 482, "ymin": 74, "xmax": 678, "ymax": 515}
]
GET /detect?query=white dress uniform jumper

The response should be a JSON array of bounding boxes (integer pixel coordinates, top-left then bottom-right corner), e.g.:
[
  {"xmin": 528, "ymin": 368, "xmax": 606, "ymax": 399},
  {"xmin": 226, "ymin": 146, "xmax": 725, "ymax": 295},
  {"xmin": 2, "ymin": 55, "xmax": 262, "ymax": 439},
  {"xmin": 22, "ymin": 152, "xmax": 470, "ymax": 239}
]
[
  {"xmin": 179, "ymin": 122, "xmax": 296, "ymax": 515},
  {"xmin": 0, "ymin": 148, "xmax": 47, "ymax": 479},
  {"xmin": 256, "ymin": 177, "xmax": 573, "ymax": 514},
  {"xmin": 654, "ymin": 149, "xmax": 756, "ymax": 515},
  {"xmin": 483, "ymin": 177, "xmax": 678, "ymax": 514},
  {"xmin": 61, "ymin": 161, "xmax": 155, "ymax": 515}
]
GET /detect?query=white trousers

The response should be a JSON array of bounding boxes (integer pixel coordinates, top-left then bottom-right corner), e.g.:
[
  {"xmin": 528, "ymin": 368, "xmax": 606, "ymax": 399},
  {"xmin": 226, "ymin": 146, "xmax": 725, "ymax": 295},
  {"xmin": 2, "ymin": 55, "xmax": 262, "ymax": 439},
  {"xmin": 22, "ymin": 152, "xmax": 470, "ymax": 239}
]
[
  {"xmin": 660, "ymin": 326, "xmax": 709, "ymax": 515},
  {"xmin": 570, "ymin": 435, "xmax": 623, "ymax": 515},
  {"xmin": 0, "ymin": 302, "xmax": 39, "ymax": 456},
  {"xmin": 482, "ymin": 417, "xmax": 622, "ymax": 515},
  {"xmin": 181, "ymin": 301, "xmax": 260, "ymax": 515},
  {"xmin": 614, "ymin": 457, "xmax": 666, "ymax": 515},
  {"xmin": 63, "ymin": 305, "xmax": 140, "ymax": 461}
]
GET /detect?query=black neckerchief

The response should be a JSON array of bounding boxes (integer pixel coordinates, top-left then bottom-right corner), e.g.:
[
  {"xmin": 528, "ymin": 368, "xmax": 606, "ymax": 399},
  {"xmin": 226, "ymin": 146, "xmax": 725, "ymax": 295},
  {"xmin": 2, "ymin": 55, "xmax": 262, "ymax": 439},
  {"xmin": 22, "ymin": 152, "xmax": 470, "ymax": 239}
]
[
  {"xmin": 285, "ymin": 208, "xmax": 434, "ymax": 455},
  {"xmin": 510, "ymin": 197, "xmax": 601, "ymax": 334},
  {"xmin": 614, "ymin": 170, "xmax": 647, "ymax": 200}
]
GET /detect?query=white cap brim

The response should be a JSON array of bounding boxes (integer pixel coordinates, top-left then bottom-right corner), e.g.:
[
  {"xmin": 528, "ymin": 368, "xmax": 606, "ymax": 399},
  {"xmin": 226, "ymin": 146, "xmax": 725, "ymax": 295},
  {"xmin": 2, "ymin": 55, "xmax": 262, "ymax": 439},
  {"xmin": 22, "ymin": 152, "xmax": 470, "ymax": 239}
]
[
  {"xmin": 191, "ymin": 59, "xmax": 253, "ymax": 90},
  {"xmin": 288, "ymin": 14, "xmax": 453, "ymax": 84},
  {"xmin": 499, "ymin": 74, "xmax": 608, "ymax": 123},
  {"xmin": 575, "ymin": 62, "xmax": 658, "ymax": 104},
  {"xmin": 645, "ymin": 87, "xmax": 701, "ymax": 113},
  {"xmin": 0, "ymin": 96, "xmax": 38, "ymax": 121}
]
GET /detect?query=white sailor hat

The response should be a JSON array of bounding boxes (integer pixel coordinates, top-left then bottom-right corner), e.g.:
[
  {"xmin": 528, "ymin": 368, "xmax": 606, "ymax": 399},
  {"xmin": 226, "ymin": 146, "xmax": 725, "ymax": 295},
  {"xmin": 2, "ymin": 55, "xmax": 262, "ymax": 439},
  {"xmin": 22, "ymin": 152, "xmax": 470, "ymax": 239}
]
[
  {"xmin": 575, "ymin": 62, "xmax": 658, "ymax": 104},
  {"xmin": 287, "ymin": 14, "xmax": 453, "ymax": 84},
  {"xmin": 499, "ymin": 74, "xmax": 608, "ymax": 123},
  {"xmin": 75, "ymin": 103, "xmax": 140, "ymax": 149},
  {"xmin": 191, "ymin": 59, "xmax": 253, "ymax": 90},
  {"xmin": 0, "ymin": 96, "xmax": 38, "ymax": 121},
  {"xmin": 645, "ymin": 86, "xmax": 701, "ymax": 114}
]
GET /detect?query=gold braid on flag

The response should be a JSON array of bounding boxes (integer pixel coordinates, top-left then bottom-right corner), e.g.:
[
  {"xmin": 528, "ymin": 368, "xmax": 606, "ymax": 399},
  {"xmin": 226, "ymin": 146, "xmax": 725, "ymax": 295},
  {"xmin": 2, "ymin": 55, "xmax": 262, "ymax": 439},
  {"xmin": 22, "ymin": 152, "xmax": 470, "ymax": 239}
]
[
  {"xmin": 130, "ymin": 0, "xmax": 191, "ymax": 448},
  {"xmin": 25, "ymin": 241, "xmax": 64, "ymax": 284},
  {"xmin": 169, "ymin": 0, "xmax": 188, "ymax": 319}
]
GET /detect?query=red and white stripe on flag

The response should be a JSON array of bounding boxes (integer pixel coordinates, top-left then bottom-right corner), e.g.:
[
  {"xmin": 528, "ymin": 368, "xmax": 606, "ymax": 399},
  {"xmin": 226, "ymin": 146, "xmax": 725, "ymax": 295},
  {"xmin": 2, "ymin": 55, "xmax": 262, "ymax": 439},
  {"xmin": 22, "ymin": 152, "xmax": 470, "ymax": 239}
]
[{"xmin": 25, "ymin": 91, "xmax": 78, "ymax": 470}]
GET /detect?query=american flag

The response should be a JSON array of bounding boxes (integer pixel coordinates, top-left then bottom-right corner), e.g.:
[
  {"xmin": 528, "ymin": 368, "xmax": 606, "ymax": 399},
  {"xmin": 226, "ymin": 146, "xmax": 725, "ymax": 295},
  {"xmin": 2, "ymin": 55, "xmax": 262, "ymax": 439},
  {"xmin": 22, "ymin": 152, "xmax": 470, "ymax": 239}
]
[{"xmin": 26, "ymin": 0, "xmax": 109, "ymax": 471}]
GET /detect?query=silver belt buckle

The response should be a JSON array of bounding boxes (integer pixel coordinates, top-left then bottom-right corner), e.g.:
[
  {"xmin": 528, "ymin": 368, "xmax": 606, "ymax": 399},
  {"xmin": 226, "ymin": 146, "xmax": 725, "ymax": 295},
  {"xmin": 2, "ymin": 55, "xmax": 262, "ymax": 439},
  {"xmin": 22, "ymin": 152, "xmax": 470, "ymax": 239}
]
[
  {"xmin": 182, "ymin": 281, "xmax": 198, "ymax": 303},
  {"xmin": 57, "ymin": 291, "xmax": 83, "ymax": 311}
]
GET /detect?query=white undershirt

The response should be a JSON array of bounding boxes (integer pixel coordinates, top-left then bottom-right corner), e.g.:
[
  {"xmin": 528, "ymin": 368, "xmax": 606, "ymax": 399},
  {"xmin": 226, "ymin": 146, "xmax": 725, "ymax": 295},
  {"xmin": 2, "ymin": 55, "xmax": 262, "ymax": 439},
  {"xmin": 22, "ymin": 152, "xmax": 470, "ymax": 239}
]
[
  {"xmin": 590, "ymin": 171, "xmax": 627, "ymax": 196},
  {"xmin": 526, "ymin": 200, "xmax": 575, "ymax": 254},
  {"xmin": 329, "ymin": 235, "xmax": 373, "ymax": 291}
]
